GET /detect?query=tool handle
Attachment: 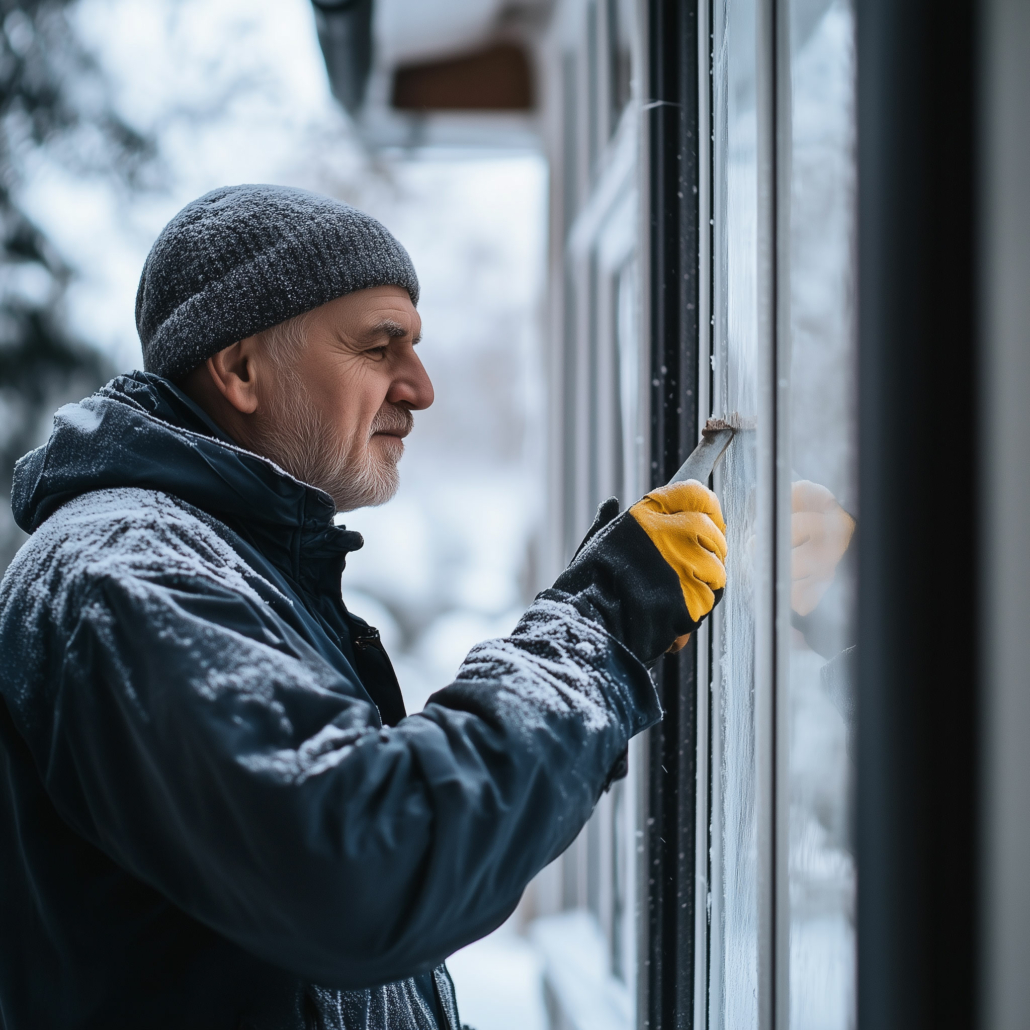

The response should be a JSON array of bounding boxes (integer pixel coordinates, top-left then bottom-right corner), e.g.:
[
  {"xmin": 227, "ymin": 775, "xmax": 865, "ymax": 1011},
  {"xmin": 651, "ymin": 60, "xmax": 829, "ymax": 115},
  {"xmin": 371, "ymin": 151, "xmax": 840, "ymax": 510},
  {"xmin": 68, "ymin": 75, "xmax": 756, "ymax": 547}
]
[{"xmin": 667, "ymin": 426, "xmax": 735, "ymax": 486}]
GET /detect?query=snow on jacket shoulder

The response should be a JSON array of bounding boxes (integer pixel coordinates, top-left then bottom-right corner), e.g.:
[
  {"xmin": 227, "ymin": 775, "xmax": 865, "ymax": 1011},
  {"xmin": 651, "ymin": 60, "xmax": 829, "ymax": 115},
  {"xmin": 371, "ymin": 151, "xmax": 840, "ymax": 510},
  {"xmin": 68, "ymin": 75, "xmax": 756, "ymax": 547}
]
[{"xmin": 0, "ymin": 373, "xmax": 662, "ymax": 1030}]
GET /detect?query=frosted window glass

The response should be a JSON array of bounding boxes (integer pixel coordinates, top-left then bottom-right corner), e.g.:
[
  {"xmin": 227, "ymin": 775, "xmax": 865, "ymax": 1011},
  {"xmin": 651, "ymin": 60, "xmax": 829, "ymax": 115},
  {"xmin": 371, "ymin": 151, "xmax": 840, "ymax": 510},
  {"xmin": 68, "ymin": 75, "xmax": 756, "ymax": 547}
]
[
  {"xmin": 785, "ymin": 1, "xmax": 857, "ymax": 1028},
  {"xmin": 710, "ymin": 0, "xmax": 760, "ymax": 1025}
]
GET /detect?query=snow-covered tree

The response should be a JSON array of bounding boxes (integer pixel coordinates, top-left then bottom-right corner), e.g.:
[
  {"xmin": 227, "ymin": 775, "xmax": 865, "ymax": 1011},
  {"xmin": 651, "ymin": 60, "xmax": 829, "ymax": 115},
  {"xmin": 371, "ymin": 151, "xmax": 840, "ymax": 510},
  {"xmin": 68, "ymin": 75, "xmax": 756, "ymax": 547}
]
[{"xmin": 0, "ymin": 0, "xmax": 154, "ymax": 568}]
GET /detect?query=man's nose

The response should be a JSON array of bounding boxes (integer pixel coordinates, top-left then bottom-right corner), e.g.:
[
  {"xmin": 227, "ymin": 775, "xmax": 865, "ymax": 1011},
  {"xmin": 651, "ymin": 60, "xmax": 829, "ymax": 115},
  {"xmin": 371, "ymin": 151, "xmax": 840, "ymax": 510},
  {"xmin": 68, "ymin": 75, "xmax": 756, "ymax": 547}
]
[{"xmin": 386, "ymin": 349, "xmax": 434, "ymax": 411}]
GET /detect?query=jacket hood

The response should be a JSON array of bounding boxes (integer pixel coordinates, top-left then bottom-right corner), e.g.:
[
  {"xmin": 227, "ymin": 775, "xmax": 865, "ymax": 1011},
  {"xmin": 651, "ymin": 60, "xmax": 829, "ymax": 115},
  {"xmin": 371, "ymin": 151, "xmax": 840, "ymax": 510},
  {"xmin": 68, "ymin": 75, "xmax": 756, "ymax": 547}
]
[{"xmin": 11, "ymin": 373, "xmax": 362, "ymax": 583}]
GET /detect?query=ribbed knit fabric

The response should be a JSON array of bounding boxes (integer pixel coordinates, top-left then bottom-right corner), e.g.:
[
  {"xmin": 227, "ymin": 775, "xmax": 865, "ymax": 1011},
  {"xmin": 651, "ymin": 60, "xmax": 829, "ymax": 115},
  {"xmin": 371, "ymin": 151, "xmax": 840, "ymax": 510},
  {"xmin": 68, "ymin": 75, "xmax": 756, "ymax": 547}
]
[{"xmin": 136, "ymin": 184, "xmax": 420, "ymax": 381}]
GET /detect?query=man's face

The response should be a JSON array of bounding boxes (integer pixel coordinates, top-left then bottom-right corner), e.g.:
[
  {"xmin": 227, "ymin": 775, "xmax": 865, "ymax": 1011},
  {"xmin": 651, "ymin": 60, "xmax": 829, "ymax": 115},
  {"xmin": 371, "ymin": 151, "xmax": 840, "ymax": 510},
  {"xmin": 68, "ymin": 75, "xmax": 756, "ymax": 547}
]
[{"xmin": 251, "ymin": 286, "xmax": 433, "ymax": 511}]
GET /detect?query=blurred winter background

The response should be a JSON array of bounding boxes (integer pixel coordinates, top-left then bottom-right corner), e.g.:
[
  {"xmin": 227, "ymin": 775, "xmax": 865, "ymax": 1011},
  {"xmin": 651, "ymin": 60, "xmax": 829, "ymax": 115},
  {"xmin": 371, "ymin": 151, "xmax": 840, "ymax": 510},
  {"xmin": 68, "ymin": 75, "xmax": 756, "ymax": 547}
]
[{"xmin": 0, "ymin": 0, "xmax": 548, "ymax": 1026}]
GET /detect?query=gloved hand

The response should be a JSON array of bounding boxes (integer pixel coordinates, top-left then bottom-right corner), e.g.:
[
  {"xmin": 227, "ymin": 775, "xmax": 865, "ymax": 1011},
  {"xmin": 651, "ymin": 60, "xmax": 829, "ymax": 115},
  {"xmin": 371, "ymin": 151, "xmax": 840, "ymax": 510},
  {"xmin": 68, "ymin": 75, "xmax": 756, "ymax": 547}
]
[
  {"xmin": 791, "ymin": 480, "xmax": 855, "ymax": 616},
  {"xmin": 629, "ymin": 480, "xmax": 728, "ymax": 629},
  {"xmin": 548, "ymin": 481, "xmax": 728, "ymax": 665}
]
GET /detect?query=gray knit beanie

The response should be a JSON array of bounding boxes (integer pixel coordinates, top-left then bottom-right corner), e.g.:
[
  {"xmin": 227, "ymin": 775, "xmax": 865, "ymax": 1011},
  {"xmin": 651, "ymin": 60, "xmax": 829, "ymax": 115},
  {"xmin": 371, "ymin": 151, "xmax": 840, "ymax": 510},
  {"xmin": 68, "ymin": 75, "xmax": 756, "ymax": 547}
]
[{"xmin": 136, "ymin": 184, "xmax": 420, "ymax": 381}]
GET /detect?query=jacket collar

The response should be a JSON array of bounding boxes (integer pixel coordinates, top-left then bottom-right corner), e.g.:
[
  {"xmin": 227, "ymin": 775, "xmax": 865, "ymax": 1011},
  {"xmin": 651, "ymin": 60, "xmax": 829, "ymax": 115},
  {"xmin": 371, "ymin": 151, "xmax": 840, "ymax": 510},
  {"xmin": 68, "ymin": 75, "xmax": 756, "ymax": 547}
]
[{"xmin": 12, "ymin": 371, "xmax": 363, "ymax": 593}]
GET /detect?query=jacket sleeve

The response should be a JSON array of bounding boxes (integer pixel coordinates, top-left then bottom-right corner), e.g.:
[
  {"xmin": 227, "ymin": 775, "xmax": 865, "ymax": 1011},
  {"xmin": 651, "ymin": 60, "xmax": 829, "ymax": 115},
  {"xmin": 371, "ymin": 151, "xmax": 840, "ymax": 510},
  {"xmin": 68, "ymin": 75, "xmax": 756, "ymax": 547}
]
[{"xmin": 42, "ymin": 557, "xmax": 662, "ymax": 990}]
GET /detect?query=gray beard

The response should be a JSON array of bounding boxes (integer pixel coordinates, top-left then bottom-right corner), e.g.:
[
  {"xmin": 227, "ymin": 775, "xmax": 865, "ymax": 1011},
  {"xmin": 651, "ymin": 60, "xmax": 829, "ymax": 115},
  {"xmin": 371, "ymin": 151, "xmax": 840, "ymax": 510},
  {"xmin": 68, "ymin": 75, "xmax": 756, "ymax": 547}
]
[{"xmin": 251, "ymin": 379, "xmax": 408, "ymax": 513}]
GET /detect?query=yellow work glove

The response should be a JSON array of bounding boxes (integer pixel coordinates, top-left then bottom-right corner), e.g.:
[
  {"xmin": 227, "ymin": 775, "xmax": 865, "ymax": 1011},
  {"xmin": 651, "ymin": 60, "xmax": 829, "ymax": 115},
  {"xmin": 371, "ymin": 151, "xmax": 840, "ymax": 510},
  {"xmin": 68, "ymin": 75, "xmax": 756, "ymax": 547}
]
[
  {"xmin": 791, "ymin": 480, "xmax": 855, "ymax": 616},
  {"xmin": 629, "ymin": 480, "xmax": 728, "ymax": 636},
  {"xmin": 550, "ymin": 483, "xmax": 727, "ymax": 663}
]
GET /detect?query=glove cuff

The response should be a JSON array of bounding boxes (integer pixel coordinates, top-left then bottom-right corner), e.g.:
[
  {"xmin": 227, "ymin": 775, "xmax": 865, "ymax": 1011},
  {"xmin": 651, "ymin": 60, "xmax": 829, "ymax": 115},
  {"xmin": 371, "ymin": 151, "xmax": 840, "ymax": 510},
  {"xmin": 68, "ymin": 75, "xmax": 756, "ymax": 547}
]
[{"xmin": 549, "ymin": 508, "xmax": 698, "ymax": 664}]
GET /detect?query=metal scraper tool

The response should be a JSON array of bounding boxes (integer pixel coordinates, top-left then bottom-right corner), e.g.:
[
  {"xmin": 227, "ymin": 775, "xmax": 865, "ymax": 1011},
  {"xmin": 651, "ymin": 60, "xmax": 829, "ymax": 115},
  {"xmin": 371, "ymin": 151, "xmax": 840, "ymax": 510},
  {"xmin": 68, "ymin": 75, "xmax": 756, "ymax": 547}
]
[{"xmin": 667, "ymin": 418, "xmax": 736, "ymax": 486}]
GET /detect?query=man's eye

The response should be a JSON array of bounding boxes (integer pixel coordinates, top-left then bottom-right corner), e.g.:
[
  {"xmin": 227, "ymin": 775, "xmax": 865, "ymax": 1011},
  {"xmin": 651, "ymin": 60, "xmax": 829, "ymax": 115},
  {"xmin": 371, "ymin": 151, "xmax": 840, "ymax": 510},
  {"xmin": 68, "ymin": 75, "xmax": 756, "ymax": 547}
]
[{"xmin": 367, "ymin": 346, "xmax": 388, "ymax": 360}]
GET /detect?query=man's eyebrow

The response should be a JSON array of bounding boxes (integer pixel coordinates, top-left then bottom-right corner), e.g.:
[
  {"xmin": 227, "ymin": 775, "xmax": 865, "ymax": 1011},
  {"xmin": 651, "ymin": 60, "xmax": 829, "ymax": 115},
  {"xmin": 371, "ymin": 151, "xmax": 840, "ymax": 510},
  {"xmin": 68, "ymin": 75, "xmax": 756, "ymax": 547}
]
[{"xmin": 368, "ymin": 318, "xmax": 421, "ymax": 343}]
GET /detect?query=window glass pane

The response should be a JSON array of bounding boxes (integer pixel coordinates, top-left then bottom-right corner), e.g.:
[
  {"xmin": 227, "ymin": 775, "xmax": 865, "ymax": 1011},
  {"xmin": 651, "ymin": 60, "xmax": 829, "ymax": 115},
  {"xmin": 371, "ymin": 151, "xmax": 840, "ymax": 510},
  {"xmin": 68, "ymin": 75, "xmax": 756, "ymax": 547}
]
[
  {"xmin": 784, "ymin": 1, "xmax": 857, "ymax": 1027},
  {"xmin": 710, "ymin": 0, "xmax": 760, "ymax": 1024}
]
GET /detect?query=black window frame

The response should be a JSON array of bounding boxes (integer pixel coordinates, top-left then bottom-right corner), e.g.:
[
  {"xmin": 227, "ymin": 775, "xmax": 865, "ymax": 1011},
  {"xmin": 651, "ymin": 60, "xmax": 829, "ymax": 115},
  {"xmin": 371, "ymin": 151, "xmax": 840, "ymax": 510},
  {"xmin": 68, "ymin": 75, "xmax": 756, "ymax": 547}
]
[{"xmin": 641, "ymin": 0, "xmax": 705, "ymax": 1025}]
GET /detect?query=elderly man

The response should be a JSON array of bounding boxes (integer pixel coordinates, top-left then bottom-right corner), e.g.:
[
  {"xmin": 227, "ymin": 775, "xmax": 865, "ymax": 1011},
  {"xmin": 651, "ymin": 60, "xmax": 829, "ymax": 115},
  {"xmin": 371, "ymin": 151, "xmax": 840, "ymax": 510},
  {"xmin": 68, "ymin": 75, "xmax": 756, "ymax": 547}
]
[{"xmin": 0, "ymin": 185, "xmax": 727, "ymax": 1030}]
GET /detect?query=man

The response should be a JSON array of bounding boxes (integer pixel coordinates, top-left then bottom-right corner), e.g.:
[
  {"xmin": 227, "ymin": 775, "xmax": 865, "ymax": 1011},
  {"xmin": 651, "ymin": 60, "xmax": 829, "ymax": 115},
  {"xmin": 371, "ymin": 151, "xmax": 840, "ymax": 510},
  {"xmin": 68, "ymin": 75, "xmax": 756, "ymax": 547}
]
[{"xmin": 0, "ymin": 185, "xmax": 728, "ymax": 1029}]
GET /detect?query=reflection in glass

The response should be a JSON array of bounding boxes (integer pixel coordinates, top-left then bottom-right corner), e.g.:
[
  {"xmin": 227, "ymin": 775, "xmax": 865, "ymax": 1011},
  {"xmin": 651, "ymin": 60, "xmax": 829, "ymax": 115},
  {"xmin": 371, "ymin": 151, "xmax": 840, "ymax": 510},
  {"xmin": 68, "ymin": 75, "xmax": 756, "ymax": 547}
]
[
  {"xmin": 785, "ymin": 1, "xmax": 857, "ymax": 1027},
  {"xmin": 708, "ymin": 0, "xmax": 857, "ymax": 1026}
]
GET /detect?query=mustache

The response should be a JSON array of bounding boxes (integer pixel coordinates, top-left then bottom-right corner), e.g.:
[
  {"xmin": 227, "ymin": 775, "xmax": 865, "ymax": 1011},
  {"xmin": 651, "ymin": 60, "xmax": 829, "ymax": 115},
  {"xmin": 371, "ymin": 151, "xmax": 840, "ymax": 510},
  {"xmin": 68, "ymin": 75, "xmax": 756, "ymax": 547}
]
[{"xmin": 369, "ymin": 405, "xmax": 414, "ymax": 438}]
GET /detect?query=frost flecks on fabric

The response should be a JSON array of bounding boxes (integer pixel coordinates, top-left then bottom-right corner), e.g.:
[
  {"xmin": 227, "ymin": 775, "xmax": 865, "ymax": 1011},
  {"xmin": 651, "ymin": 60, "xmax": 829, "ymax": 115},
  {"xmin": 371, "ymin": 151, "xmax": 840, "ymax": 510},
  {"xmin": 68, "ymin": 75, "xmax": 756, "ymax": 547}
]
[
  {"xmin": 55, "ymin": 400, "xmax": 103, "ymax": 434},
  {"xmin": 251, "ymin": 721, "xmax": 375, "ymax": 785},
  {"xmin": 456, "ymin": 598, "xmax": 625, "ymax": 737},
  {"xmin": 10, "ymin": 487, "xmax": 272, "ymax": 605}
]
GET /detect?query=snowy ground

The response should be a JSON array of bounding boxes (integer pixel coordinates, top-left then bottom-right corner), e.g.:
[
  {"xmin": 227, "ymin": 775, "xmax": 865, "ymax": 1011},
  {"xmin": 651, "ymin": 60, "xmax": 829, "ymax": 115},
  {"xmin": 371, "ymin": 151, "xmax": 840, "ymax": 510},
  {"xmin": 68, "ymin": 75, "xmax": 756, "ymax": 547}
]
[
  {"xmin": 12, "ymin": 0, "xmax": 551, "ymax": 1024},
  {"xmin": 448, "ymin": 917, "xmax": 548, "ymax": 1030}
]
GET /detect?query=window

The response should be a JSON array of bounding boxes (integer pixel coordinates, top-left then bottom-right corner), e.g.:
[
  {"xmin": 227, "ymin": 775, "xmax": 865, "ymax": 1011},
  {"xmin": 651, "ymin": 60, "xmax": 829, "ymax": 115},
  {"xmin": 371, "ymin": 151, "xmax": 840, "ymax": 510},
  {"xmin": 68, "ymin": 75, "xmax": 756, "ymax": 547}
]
[
  {"xmin": 704, "ymin": 0, "xmax": 858, "ymax": 1025},
  {"xmin": 539, "ymin": 0, "xmax": 858, "ymax": 1026}
]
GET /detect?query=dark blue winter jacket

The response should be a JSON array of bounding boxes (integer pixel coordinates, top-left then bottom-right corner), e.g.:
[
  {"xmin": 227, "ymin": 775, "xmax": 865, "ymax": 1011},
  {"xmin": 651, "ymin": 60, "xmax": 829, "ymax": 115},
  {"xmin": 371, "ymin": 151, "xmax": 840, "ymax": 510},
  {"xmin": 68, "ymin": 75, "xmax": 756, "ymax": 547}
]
[{"xmin": 0, "ymin": 373, "xmax": 679, "ymax": 1030}]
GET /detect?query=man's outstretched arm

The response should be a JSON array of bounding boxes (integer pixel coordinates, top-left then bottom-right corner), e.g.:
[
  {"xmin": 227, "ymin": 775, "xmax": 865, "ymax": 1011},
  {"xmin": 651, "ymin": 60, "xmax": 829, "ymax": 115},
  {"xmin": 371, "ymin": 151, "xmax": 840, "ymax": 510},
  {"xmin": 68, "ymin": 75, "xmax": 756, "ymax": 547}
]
[{"xmin": 37, "ymin": 483, "xmax": 725, "ymax": 990}]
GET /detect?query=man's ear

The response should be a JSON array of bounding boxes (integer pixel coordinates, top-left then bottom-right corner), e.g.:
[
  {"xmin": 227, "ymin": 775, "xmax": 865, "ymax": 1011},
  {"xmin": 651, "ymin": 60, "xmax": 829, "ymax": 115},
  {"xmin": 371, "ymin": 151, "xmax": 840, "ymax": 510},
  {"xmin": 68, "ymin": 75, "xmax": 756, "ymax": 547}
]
[{"xmin": 204, "ymin": 336, "xmax": 262, "ymax": 415}]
